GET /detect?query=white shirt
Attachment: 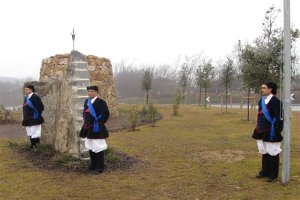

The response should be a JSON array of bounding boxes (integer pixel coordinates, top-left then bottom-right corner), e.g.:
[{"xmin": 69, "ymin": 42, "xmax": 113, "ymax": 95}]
[
  {"xmin": 28, "ymin": 92, "xmax": 33, "ymax": 99},
  {"xmin": 90, "ymin": 96, "xmax": 97, "ymax": 104},
  {"xmin": 264, "ymin": 93, "xmax": 273, "ymax": 104}
]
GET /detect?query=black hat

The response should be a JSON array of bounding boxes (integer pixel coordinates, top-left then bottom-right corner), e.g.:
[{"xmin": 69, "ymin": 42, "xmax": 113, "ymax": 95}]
[
  {"xmin": 87, "ymin": 86, "xmax": 98, "ymax": 92},
  {"xmin": 24, "ymin": 84, "xmax": 35, "ymax": 92},
  {"xmin": 264, "ymin": 82, "xmax": 277, "ymax": 95}
]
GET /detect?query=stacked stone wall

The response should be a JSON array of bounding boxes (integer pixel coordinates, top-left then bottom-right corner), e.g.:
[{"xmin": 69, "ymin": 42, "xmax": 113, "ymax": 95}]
[{"xmin": 40, "ymin": 53, "xmax": 118, "ymax": 117}]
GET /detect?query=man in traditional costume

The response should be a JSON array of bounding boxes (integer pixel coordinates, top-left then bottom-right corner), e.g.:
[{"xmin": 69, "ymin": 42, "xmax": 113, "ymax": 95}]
[
  {"xmin": 22, "ymin": 84, "xmax": 44, "ymax": 148},
  {"xmin": 79, "ymin": 86, "xmax": 110, "ymax": 174},
  {"xmin": 252, "ymin": 82, "xmax": 284, "ymax": 182}
]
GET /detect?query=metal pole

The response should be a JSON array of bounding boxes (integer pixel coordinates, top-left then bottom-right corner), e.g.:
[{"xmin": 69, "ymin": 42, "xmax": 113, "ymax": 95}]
[
  {"xmin": 282, "ymin": 0, "xmax": 291, "ymax": 184},
  {"xmin": 71, "ymin": 28, "xmax": 76, "ymax": 51}
]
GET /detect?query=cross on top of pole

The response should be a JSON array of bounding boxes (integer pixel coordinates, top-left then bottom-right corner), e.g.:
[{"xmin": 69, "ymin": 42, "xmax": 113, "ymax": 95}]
[{"xmin": 71, "ymin": 28, "xmax": 76, "ymax": 50}]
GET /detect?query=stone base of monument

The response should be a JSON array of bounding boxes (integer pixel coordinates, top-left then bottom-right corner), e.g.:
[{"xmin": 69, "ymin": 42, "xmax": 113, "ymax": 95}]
[{"xmin": 79, "ymin": 138, "xmax": 89, "ymax": 160}]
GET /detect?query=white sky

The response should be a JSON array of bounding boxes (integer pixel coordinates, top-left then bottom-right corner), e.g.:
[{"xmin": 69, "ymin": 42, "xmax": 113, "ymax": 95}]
[{"xmin": 0, "ymin": 0, "xmax": 299, "ymax": 79}]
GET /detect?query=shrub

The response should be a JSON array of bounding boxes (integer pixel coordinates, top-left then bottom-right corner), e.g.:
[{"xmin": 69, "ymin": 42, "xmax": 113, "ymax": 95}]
[
  {"xmin": 172, "ymin": 93, "xmax": 182, "ymax": 116},
  {"xmin": 146, "ymin": 103, "xmax": 158, "ymax": 127},
  {"xmin": 105, "ymin": 147, "xmax": 119, "ymax": 163},
  {"xmin": 128, "ymin": 104, "xmax": 140, "ymax": 131},
  {"xmin": 141, "ymin": 105, "xmax": 147, "ymax": 114}
]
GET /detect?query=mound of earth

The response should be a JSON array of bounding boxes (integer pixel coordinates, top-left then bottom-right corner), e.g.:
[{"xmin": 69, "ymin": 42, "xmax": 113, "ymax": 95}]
[{"xmin": 8, "ymin": 142, "xmax": 145, "ymax": 173}]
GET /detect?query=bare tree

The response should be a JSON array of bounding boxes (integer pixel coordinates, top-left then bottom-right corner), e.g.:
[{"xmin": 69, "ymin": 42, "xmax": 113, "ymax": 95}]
[
  {"xmin": 184, "ymin": 54, "xmax": 202, "ymax": 104},
  {"xmin": 177, "ymin": 54, "xmax": 202, "ymax": 104},
  {"xmin": 178, "ymin": 63, "xmax": 189, "ymax": 103},
  {"xmin": 195, "ymin": 64, "xmax": 204, "ymax": 106}
]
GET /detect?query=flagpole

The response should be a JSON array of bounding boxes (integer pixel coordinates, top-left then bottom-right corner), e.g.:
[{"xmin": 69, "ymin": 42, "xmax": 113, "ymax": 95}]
[{"xmin": 282, "ymin": 0, "xmax": 291, "ymax": 184}]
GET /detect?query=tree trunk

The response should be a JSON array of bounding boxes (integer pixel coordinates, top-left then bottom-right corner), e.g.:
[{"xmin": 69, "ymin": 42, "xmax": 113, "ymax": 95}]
[
  {"xmin": 198, "ymin": 86, "xmax": 201, "ymax": 106},
  {"xmin": 186, "ymin": 88, "xmax": 189, "ymax": 105},
  {"xmin": 146, "ymin": 91, "xmax": 149, "ymax": 104},
  {"xmin": 225, "ymin": 89, "xmax": 228, "ymax": 113},
  {"xmin": 182, "ymin": 88, "xmax": 186, "ymax": 105},
  {"xmin": 204, "ymin": 87, "xmax": 207, "ymax": 109},
  {"xmin": 247, "ymin": 87, "xmax": 250, "ymax": 121}
]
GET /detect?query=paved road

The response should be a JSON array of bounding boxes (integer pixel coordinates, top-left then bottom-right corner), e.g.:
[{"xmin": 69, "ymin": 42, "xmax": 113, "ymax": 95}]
[{"xmin": 209, "ymin": 103, "xmax": 300, "ymax": 111}]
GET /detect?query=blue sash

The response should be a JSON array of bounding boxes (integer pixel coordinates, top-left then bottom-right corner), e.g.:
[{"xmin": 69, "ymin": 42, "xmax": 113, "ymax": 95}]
[
  {"xmin": 261, "ymin": 97, "xmax": 276, "ymax": 141},
  {"xmin": 87, "ymin": 98, "xmax": 102, "ymax": 133},
  {"xmin": 25, "ymin": 96, "xmax": 39, "ymax": 119}
]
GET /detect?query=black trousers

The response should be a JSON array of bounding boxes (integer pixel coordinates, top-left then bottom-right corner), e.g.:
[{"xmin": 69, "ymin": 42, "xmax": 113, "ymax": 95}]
[
  {"xmin": 89, "ymin": 150, "xmax": 104, "ymax": 173},
  {"xmin": 259, "ymin": 154, "xmax": 279, "ymax": 179},
  {"xmin": 268, "ymin": 154, "xmax": 279, "ymax": 179},
  {"xmin": 29, "ymin": 137, "xmax": 40, "ymax": 148},
  {"xmin": 89, "ymin": 150, "xmax": 96, "ymax": 170}
]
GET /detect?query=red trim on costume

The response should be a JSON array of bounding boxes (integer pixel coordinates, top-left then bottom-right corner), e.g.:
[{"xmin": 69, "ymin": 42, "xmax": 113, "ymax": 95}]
[{"xmin": 83, "ymin": 122, "xmax": 93, "ymax": 129}]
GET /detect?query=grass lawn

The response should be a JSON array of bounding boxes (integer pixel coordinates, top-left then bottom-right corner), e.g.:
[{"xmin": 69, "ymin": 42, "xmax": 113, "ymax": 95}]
[{"xmin": 1, "ymin": 104, "xmax": 300, "ymax": 200}]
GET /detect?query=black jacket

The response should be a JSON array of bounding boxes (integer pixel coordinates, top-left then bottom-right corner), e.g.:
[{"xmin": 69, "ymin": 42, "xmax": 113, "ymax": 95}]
[
  {"xmin": 252, "ymin": 96, "xmax": 283, "ymax": 142},
  {"xmin": 79, "ymin": 97, "xmax": 110, "ymax": 139},
  {"xmin": 22, "ymin": 93, "xmax": 44, "ymax": 126}
]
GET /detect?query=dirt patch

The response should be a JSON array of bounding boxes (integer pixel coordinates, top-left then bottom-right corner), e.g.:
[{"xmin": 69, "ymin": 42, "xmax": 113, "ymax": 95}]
[
  {"xmin": 0, "ymin": 122, "xmax": 24, "ymax": 137},
  {"xmin": 190, "ymin": 149, "xmax": 248, "ymax": 164},
  {"xmin": 8, "ymin": 142, "xmax": 146, "ymax": 174},
  {"xmin": 106, "ymin": 112, "xmax": 129, "ymax": 132}
]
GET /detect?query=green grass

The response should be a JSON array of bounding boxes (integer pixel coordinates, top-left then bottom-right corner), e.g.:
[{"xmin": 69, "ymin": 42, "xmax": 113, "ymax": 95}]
[
  {"xmin": 1, "ymin": 104, "xmax": 300, "ymax": 199},
  {"xmin": 104, "ymin": 147, "xmax": 119, "ymax": 163}
]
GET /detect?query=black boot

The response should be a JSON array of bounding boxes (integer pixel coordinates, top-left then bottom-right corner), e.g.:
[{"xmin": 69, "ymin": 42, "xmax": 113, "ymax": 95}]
[
  {"xmin": 94, "ymin": 151, "xmax": 104, "ymax": 174},
  {"xmin": 267, "ymin": 154, "xmax": 279, "ymax": 182},
  {"xmin": 29, "ymin": 137, "xmax": 38, "ymax": 149},
  {"xmin": 32, "ymin": 138, "xmax": 38, "ymax": 148},
  {"xmin": 33, "ymin": 138, "xmax": 40, "ymax": 148},
  {"xmin": 88, "ymin": 151, "xmax": 96, "ymax": 170},
  {"xmin": 256, "ymin": 154, "xmax": 269, "ymax": 178},
  {"xmin": 29, "ymin": 137, "xmax": 34, "ymax": 149}
]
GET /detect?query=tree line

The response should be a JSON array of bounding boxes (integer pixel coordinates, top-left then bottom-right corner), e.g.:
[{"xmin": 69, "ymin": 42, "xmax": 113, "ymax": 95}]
[{"xmin": 113, "ymin": 6, "xmax": 300, "ymax": 110}]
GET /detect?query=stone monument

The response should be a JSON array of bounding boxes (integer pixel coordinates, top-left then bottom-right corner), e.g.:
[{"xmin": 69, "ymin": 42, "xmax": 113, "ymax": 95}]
[{"xmin": 30, "ymin": 50, "xmax": 117, "ymax": 158}]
